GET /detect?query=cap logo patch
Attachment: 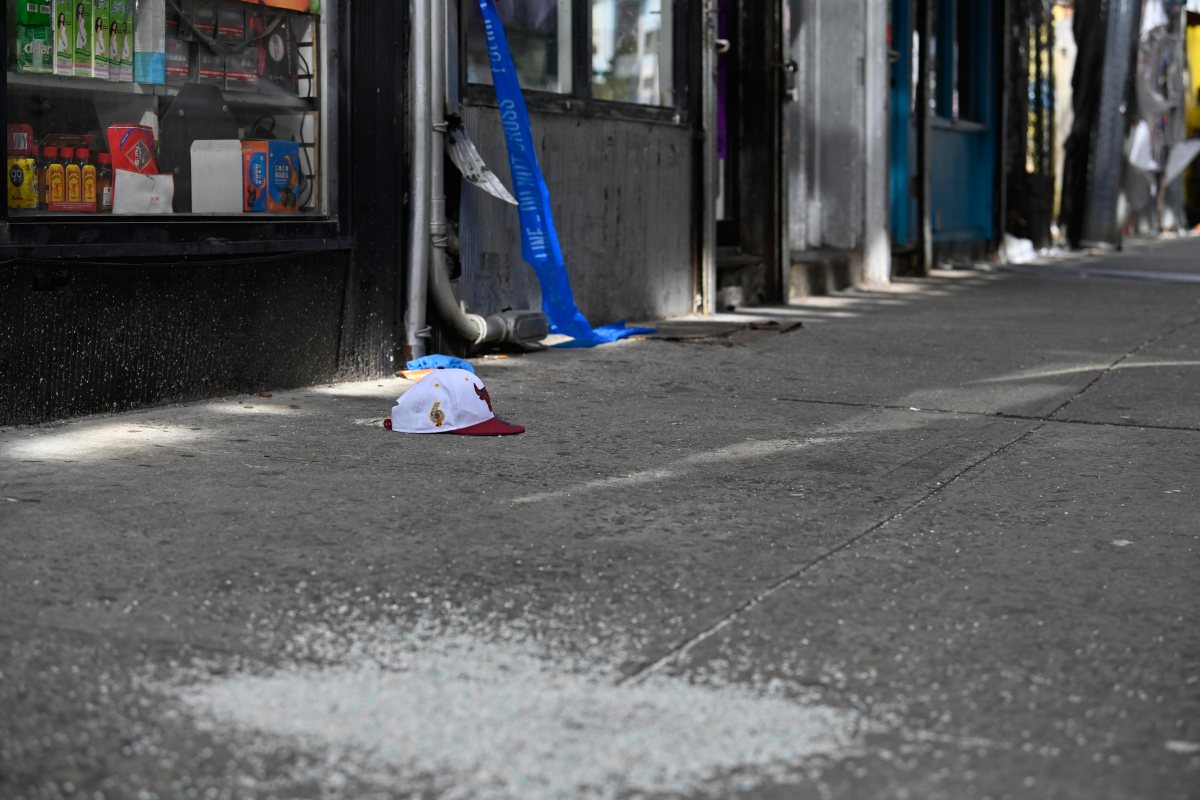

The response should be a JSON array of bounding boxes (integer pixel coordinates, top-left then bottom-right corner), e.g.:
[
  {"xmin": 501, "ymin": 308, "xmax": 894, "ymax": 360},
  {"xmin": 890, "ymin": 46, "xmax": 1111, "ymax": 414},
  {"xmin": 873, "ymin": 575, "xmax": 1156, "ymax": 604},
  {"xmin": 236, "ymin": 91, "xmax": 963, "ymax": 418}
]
[
  {"xmin": 474, "ymin": 383, "xmax": 493, "ymax": 412},
  {"xmin": 429, "ymin": 401, "xmax": 446, "ymax": 428}
]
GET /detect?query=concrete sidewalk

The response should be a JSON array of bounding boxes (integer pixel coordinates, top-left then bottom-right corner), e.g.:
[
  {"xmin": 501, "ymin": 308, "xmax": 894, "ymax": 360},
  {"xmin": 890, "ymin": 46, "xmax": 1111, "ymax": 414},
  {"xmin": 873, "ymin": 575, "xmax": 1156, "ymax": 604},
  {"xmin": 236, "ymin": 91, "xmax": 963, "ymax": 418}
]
[{"xmin": 2, "ymin": 241, "xmax": 1198, "ymax": 799}]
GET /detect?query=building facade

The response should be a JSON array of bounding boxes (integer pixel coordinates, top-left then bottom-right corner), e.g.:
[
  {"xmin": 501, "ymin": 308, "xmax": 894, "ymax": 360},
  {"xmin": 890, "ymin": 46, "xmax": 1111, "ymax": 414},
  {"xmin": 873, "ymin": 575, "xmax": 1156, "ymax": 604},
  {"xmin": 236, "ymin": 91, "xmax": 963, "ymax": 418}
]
[{"xmin": 3, "ymin": 0, "xmax": 1043, "ymax": 424}]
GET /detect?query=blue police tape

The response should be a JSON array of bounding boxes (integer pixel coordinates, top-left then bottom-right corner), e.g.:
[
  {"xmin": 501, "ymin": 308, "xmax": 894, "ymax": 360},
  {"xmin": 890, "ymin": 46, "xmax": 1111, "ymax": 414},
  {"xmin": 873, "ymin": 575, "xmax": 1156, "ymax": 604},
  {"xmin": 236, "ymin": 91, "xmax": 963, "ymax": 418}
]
[{"xmin": 476, "ymin": 0, "xmax": 654, "ymax": 347}]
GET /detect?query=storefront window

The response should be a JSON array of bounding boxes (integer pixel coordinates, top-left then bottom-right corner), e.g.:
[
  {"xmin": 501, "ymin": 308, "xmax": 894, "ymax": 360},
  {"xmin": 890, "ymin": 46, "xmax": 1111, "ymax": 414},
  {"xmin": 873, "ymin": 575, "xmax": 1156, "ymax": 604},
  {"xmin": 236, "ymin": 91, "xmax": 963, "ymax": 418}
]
[
  {"xmin": 5, "ymin": 0, "xmax": 333, "ymax": 217},
  {"xmin": 466, "ymin": 0, "xmax": 573, "ymax": 94},
  {"xmin": 590, "ymin": 0, "xmax": 673, "ymax": 106}
]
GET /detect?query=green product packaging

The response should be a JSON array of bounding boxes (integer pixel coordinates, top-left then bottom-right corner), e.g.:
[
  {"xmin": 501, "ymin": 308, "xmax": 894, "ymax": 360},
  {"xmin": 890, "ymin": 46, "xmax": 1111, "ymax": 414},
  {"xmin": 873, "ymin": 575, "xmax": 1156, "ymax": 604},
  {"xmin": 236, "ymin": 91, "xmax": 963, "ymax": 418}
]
[
  {"xmin": 108, "ymin": 0, "xmax": 125, "ymax": 81},
  {"xmin": 121, "ymin": 0, "xmax": 135, "ymax": 80},
  {"xmin": 73, "ymin": 0, "xmax": 93, "ymax": 76},
  {"xmin": 52, "ymin": 0, "xmax": 74, "ymax": 75},
  {"xmin": 17, "ymin": 25, "xmax": 55, "ymax": 73},
  {"xmin": 17, "ymin": 2, "xmax": 53, "ymax": 26},
  {"xmin": 92, "ymin": 0, "xmax": 110, "ymax": 79}
]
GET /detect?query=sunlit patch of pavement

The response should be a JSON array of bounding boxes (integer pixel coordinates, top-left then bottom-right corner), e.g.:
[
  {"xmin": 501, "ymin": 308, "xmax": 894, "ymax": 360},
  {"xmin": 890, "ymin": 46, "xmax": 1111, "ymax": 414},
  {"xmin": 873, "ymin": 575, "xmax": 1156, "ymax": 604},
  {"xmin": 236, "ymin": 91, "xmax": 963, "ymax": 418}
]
[{"xmin": 0, "ymin": 421, "xmax": 210, "ymax": 463}]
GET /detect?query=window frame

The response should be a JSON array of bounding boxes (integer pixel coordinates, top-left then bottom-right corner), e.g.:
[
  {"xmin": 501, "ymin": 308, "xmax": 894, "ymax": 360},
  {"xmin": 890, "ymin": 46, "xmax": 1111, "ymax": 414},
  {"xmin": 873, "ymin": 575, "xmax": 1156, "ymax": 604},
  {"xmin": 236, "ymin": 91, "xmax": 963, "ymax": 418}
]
[
  {"xmin": 932, "ymin": 0, "xmax": 991, "ymax": 126},
  {"xmin": 460, "ymin": 0, "xmax": 689, "ymax": 126}
]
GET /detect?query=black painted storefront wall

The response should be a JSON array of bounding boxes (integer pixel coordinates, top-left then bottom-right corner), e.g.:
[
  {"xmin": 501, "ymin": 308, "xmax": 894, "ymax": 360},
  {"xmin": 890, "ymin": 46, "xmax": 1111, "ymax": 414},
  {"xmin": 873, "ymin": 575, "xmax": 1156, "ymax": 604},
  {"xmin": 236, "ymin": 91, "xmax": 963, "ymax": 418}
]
[{"xmin": 0, "ymin": 254, "xmax": 348, "ymax": 425}]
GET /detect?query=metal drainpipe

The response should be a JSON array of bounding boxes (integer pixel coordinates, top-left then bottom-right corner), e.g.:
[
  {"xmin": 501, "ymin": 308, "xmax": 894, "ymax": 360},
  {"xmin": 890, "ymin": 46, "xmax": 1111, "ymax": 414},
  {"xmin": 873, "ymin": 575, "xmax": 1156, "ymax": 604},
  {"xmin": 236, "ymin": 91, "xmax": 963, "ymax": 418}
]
[
  {"xmin": 404, "ymin": 0, "xmax": 432, "ymax": 361},
  {"xmin": 429, "ymin": 0, "xmax": 502, "ymax": 345}
]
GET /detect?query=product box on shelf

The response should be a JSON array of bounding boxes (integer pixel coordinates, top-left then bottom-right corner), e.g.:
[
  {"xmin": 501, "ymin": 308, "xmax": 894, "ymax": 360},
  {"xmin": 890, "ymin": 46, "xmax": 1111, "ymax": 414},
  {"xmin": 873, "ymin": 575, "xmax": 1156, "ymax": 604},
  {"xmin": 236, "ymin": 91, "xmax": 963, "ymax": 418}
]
[
  {"xmin": 52, "ymin": 0, "xmax": 73, "ymax": 75},
  {"xmin": 164, "ymin": 35, "xmax": 191, "ymax": 85},
  {"xmin": 259, "ymin": 12, "xmax": 299, "ymax": 94},
  {"xmin": 106, "ymin": 123, "xmax": 171, "ymax": 213},
  {"xmin": 234, "ymin": 0, "xmax": 310, "ymax": 11},
  {"xmin": 106, "ymin": 125, "xmax": 157, "ymax": 175},
  {"xmin": 108, "ymin": 0, "xmax": 128, "ymax": 81},
  {"xmin": 196, "ymin": 46, "xmax": 225, "ymax": 86},
  {"xmin": 17, "ymin": 25, "xmax": 54, "ymax": 73},
  {"xmin": 132, "ymin": 0, "xmax": 165, "ymax": 84},
  {"xmin": 8, "ymin": 125, "xmax": 37, "ymax": 156},
  {"xmin": 41, "ymin": 133, "xmax": 98, "ymax": 212},
  {"xmin": 91, "ymin": 0, "xmax": 111, "ymax": 79},
  {"xmin": 241, "ymin": 139, "xmax": 301, "ymax": 212},
  {"xmin": 72, "ymin": 0, "xmax": 94, "ymax": 76},
  {"xmin": 241, "ymin": 140, "xmax": 267, "ymax": 211},
  {"xmin": 179, "ymin": 0, "xmax": 217, "ymax": 41},
  {"xmin": 119, "ymin": 0, "xmax": 134, "ymax": 80},
  {"xmin": 7, "ymin": 154, "xmax": 38, "ymax": 209},
  {"xmin": 7, "ymin": 124, "xmax": 40, "ymax": 209},
  {"xmin": 216, "ymin": 6, "xmax": 245, "ymax": 42},
  {"xmin": 225, "ymin": 48, "xmax": 258, "ymax": 92},
  {"xmin": 17, "ymin": 2, "xmax": 53, "ymax": 26},
  {"xmin": 241, "ymin": 7, "xmax": 302, "ymax": 95}
]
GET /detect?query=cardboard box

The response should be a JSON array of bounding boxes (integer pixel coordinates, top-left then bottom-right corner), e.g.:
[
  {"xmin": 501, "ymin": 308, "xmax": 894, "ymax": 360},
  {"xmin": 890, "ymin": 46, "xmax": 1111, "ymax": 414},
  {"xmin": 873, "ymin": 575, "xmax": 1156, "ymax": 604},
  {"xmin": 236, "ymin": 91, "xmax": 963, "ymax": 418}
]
[
  {"xmin": 196, "ymin": 46, "xmax": 225, "ymax": 86},
  {"xmin": 261, "ymin": 13, "xmax": 298, "ymax": 94},
  {"xmin": 133, "ymin": 0, "xmax": 164, "ymax": 83},
  {"xmin": 164, "ymin": 37, "xmax": 191, "ymax": 85},
  {"xmin": 120, "ymin": 0, "xmax": 134, "ymax": 80},
  {"xmin": 242, "ymin": 140, "xmax": 302, "ymax": 212},
  {"xmin": 91, "ymin": 0, "xmax": 110, "ymax": 79},
  {"xmin": 225, "ymin": 49, "xmax": 258, "ymax": 92},
  {"xmin": 73, "ymin": 0, "xmax": 93, "ymax": 77},
  {"xmin": 266, "ymin": 140, "xmax": 301, "ymax": 212},
  {"xmin": 241, "ymin": 140, "xmax": 268, "ymax": 211},
  {"xmin": 216, "ymin": 6, "xmax": 245, "ymax": 43},
  {"xmin": 17, "ymin": 25, "xmax": 55, "ymax": 73},
  {"xmin": 187, "ymin": 0, "xmax": 217, "ymax": 40},
  {"xmin": 8, "ymin": 125, "xmax": 37, "ymax": 156},
  {"xmin": 107, "ymin": 0, "xmax": 126, "ymax": 81},
  {"xmin": 234, "ymin": 0, "xmax": 310, "ymax": 11},
  {"xmin": 52, "ymin": 0, "xmax": 73, "ymax": 75},
  {"xmin": 106, "ymin": 124, "xmax": 157, "ymax": 174},
  {"xmin": 17, "ymin": 2, "xmax": 53, "ymax": 26}
]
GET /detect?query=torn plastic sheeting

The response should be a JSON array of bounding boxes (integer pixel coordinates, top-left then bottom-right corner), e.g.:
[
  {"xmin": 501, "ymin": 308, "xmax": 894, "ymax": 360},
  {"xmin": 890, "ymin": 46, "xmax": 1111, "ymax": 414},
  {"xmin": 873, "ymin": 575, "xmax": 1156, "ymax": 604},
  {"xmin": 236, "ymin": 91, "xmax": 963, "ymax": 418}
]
[
  {"xmin": 447, "ymin": 115, "xmax": 517, "ymax": 206},
  {"xmin": 1163, "ymin": 139, "xmax": 1200, "ymax": 187},
  {"xmin": 476, "ymin": 0, "xmax": 654, "ymax": 348}
]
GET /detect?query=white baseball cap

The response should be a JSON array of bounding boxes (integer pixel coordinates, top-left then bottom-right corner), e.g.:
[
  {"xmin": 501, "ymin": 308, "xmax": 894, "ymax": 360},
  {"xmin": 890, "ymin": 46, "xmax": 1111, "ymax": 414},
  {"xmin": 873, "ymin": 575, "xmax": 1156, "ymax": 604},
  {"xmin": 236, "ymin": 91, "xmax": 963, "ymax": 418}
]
[{"xmin": 388, "ymin": 368, "xmax": 525, "ymax": 436}]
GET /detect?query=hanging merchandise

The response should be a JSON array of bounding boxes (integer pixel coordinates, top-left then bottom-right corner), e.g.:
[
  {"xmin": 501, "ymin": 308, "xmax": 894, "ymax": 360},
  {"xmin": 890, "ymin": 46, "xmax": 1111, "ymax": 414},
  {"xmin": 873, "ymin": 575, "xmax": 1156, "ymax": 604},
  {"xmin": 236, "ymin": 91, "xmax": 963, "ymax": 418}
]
[{"xmin": 475, "ymin": 0, "xmax": 653, "ymax": 348}]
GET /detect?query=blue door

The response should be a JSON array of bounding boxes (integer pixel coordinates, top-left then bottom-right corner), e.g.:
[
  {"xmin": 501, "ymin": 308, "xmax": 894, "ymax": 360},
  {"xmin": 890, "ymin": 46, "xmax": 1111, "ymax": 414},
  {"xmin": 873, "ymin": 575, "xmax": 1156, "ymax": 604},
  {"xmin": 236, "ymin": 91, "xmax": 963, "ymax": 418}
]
[
  {"xmin": 889, "ymin": 0, "xmax": 917, "ymax": 247},
  {"xmin": 929, "ymin": 0, "xmax": 998, "ymax": 244}
]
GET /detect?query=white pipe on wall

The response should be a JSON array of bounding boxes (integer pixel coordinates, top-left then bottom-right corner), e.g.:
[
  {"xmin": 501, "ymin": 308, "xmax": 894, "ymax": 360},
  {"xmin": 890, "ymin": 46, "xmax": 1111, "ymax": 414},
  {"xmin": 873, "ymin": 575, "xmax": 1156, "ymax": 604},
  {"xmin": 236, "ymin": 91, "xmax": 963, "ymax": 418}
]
[
  {"xmin": 405, "ymin": 0, "xmax": 433, "ymax": 360},
  {"xmin": 862, "ymin": 0, "xmax": 892, "ymax": 285}
]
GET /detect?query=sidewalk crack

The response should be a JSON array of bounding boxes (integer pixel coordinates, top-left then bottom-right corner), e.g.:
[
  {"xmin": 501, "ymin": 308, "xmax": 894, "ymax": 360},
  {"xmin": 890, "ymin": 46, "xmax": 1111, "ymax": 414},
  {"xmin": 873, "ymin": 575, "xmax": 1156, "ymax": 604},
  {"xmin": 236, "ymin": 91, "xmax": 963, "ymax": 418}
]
[
  {"xmin": 620, "ymin": 417, "xmax": 1047, "ymax": 686},
  {"xmin": 623, "ymin": 313, "xmax": 1200, "ymax": 685},
  {"xmin": 1045, "ymin": 314, "xmax": 1200, "ymax": 421},
  {"xmin": 775, "ymin": 397, "xmax": 1200, "ymax": 434}
]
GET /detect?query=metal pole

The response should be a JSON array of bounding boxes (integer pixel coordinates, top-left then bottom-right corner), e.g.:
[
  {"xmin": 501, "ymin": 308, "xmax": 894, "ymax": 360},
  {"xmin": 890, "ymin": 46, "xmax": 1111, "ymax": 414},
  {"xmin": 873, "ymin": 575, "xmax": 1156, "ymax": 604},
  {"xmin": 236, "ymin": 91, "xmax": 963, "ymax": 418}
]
[
  {"xmin": 405, "ymin": 0, "xmax": 432, "ymax": 361},
  {"xmin": 862, "ymin": 0, "xmax": 891, "ymax": 285},
  {"xmin": 700, "ymin": 0, "xmax": 718, "ymax": 314},
  {"xmin": 428, "ymin": 0, "xmax": 492, "ymax": 344}
]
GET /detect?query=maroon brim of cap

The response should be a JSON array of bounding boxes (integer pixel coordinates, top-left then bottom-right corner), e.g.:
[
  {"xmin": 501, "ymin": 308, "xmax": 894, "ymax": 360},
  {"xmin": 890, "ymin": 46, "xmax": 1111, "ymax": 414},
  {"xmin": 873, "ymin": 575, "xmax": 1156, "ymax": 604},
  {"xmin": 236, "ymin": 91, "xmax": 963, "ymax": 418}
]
[{"xmin": 451, "ymin": 417, "xmax": 526, "ymax": 436}]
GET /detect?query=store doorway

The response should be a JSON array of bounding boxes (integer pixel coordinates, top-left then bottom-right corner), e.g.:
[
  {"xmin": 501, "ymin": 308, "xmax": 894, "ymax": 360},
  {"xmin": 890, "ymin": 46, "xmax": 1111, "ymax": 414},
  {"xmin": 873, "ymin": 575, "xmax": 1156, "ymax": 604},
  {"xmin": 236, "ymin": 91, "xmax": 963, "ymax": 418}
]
[{"xmin": 709, "ymin": 0, "xmax": 786, "ymax": 310}]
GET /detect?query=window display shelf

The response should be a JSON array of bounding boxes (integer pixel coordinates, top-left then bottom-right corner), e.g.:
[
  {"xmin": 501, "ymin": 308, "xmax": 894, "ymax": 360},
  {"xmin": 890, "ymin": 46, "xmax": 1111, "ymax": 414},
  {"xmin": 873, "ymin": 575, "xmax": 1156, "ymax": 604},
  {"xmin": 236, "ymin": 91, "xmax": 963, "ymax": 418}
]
[
  {"xmin": 6, "ymin": 71, "xmax": 317, "ymax": 112},
  {"xmin": 3, "ymin": 0, "xmax": 338, "ymax": 244}
]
